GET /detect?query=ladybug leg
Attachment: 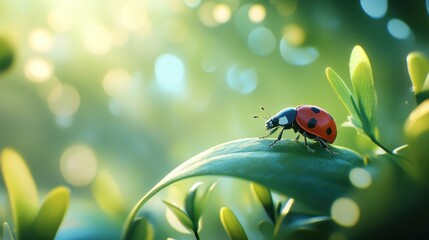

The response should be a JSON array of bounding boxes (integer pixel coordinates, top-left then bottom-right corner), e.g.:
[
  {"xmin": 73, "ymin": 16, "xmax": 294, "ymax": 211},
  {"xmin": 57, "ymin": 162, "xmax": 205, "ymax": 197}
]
[
  {"xmin": 302, "ymin": 132, "xmax": 315, "ymax": 153},
  {"xmin": 316, "ymin": 137, "xmax": 337, "ymax": 154},
  {"xmin": 269, "ymin": 127, "xmax": 286, "ymax": 147},
  {"xmin": 260, "ymin": 127, "xmax": 279, "ymax": 139},
  {"xmin": 295, "ymin": 134, "xmax": 300, "ymax": 141}
]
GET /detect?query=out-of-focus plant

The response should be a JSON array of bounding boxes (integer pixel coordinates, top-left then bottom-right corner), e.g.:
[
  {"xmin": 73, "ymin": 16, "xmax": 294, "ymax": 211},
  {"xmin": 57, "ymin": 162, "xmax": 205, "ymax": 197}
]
[
  {"xmin": 1, "ymin": 148, "xmax": 70, "ymax": 240},
  {"xmin": 220, "ymin": 207, "xmax": 248, "ymax": 240},
  {"xmin": 0, "ymin": 37, "xmax": 13, "ymax": 74}
]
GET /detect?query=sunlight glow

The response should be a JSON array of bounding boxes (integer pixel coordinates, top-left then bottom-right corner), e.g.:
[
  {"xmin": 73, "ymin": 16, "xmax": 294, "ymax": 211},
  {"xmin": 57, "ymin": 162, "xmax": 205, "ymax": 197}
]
[
  {"xmin": 213, "ymin": 4, "xmax": 231, "ymax": 24},
  {"xmin": 48, "ymin": 6, "xmax": 74, "ymax": 32},
  {"xmin": 28, "ymin": 28, "xmax": 54, "ymax": 52},
  {"xmin": 331, "ymin": 198, "xmax": 360, "ymax": 227},
  {"xmin": 155, "ymin": 54, "xmax": 186, "ymax": 95},
  {"xmin": 83, "ymin": 24, "xmax": 113, "ymax": 55},
  {"xmin": 24, "ymin": 57, "xmax": 54, "ymax": 83},
  {"xmin": 247, "ymin": 27, "xmax": 276, "ymax": 56},
  {"xmin": 349, "ymin": 167, "xmax": 372, "ymax": 188},
  {"xmin": 120, "ymin": 2, "xmax": 150, "ymax": 32},
  {"xmin": 248, "ymin": 4, "xmax": 266, "ymax": 23},
  {"xmin": 387, "ymin": 18, "xmax": 411, "ymax": 40},
  {"xmin": 360, "ymin": 0, "xmax": 388, "ymax": 19},
  {"xmin": 103, "ymin": 68, "xmax": 132, "ymax": 97},
  {"xmin": 60, "ymin": 145, "xmax": 98, "ymax": 187},
  {"xmin": 283, "ymin": 24, "xmax": 306, "ymax": 46}
]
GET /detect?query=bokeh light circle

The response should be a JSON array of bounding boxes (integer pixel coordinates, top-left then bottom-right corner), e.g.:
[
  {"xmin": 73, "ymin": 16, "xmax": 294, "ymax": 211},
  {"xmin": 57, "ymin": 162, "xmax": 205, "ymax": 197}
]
[
  {"xmin": 331, "ymin": 197, "xmax": 360, "ymax": 227},
  {"xmin": 213, "ymin": 4, "xmax": 231, "ymax": 24},
  {"xmin": 248, "ymin": 4, "xmax": 266, "ymax": 23},
  {"xmin": 24, "ymin": 57, "xmax": 54, "ymax": 83},
  {"xmin": 48, "ymin": 84, "xmax": 81, "ymax": 118},
  {"xmin": 83, "ymin": 24, "xmax": 113, "ymax": 55},
  {"xmin": 226, "ymin": 65, "xmax": 257, "ymax": 94},
  {"xmin": 387, "ymin": 18, "xmax": 411, "ymax": 40},
  {"xmin": 349, "ymin": 167, "xmax": 372, "ymax": 188},
  {"xmin": 155, "ymin": 54, "xmax": 186, "ymax": 95},
  {"xmin": 279, "ymin": 38, "xmax": 319, "ymax": 66},
  {"xmin": 360, "ymin": 0, "xmax": 388, "ymax": 19},
  {"xmin": 60, "ymin": 145, "xmax": 98, "ymax": 187},
  {"xmin": 28, "ymin": 28, "xmax": 54, "ymax": 52},
  {"xmin": 247, "ymin": 27, "xmax": 276, "ymax": 56},
  {"xmin": 103, "ymin": 68, "xmax": 132, "ymax": 97}
]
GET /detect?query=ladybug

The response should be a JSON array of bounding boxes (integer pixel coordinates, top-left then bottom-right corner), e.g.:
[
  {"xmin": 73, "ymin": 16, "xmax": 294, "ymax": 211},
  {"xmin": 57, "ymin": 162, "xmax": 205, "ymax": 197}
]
[{"xmin": 254, "ymin": 105, "xmax": 337, "ymax": 153}]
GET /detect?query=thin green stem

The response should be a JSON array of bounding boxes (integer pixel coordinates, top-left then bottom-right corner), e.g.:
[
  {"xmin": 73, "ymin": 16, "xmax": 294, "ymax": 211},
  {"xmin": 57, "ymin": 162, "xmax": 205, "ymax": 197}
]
[{"xmin": 193, "ymin": 228, "xmax": 200, "ymax": 240}]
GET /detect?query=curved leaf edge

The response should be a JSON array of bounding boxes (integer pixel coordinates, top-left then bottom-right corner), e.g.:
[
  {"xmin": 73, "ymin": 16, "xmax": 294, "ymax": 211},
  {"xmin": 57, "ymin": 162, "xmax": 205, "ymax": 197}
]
[{"xmin": 122, "ymin": 138, "xmax": 363, "ymax": 239}]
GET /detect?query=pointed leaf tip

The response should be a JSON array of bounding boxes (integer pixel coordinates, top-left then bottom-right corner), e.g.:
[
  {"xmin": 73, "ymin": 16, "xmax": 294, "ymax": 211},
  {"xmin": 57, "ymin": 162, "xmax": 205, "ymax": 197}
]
[
  {"xmin": 220, "ymin": 207, "xmax": 248, "ymax": 240},
  {"xmin": 31, "ymin": 186, "xmax": 70, "ymax": 240}
]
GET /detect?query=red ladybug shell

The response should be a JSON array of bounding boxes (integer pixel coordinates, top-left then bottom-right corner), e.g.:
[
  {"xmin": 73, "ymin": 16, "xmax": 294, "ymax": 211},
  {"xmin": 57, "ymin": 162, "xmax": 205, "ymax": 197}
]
[{"xmin": 295, "ymin": 105, "xmax": 337, "ymax": 143}]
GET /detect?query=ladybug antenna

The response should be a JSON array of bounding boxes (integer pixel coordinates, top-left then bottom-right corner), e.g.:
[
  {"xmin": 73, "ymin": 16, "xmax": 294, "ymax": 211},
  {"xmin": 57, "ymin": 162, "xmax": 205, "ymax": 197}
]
[
  {"xmin": 260, "ymin": 106, "xmax": 272, "ymax": 118},
  {"xmin": 253, "ymin": 106, "xmax": 271, "ymax": 120}
]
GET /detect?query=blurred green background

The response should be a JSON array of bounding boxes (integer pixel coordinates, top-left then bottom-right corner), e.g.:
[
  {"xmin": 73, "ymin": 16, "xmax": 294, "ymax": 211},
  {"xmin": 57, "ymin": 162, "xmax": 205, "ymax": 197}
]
[{"xmin": 0, "ymin": 0, "xmax": 428, "ymax": 238}]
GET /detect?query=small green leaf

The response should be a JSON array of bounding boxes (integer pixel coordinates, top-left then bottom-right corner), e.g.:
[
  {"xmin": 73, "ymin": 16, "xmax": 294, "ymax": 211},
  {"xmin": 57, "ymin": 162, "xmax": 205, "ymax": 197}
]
[
  {"xmin": 325, "ymin": 67, "xmax": 362, "ymax": 129},
  {"xmin": 128, "ymin": 217, "xmax": 154, "ymax": 240},
  {"xmin": 0, "ymin": 37, "xmax": 14, "ymax": 74},
  {"xmin": 407, "ymin": 52, "xmax": 429, "ymax": 95},
  {"xmin": 1, "ymin": 148, "xmax": 39, "ymax": 239},
  {"xmin": 92, "ymin": 169, "xmax": 126, "ymax": 218},
  {"xmin": 123, "ymin": 138, "xmax": 363, "ymax": 239},
  {"xmin": 31, "ymin": 186, "xmax": 70, "ymax": 240},
  {"xmin": 3, "ymin": 222, "xmax": 15, "ymax": 240},
  {"xmin": 251, "ymin": 182, "xmax": 275, "ymax": 223},
  {"xmin": 274, "ymin": 198, "xmax": 294, "ymax": 239},
  {"xmin": 185, "ymin": 181, "xmax": 202, "ymax": 224},
  {"xmin": 194, "ymin": 181, "xmax": 217, "ymax": 221},
  {"xmin": 163, "ymin": 201, "xmax": 194, "ymax": 231},
  {"xmin": 349, "ymin": 45, "xmax": 377, "ymax": 134},
  {"xmin": 220, "ymin": 207, "xmax": 248, "ymax": 240}
]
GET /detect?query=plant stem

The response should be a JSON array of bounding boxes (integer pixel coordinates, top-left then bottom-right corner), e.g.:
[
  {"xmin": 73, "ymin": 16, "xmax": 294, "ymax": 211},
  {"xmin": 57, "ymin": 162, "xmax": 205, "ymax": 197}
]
[{"xmin": 193, "ymin": 229, "xmax": 200, "ymax": 240}]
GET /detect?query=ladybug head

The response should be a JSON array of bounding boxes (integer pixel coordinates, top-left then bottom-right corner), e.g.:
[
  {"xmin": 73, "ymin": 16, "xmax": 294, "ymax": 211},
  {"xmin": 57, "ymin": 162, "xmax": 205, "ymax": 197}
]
[
  {"xmin": 254, "ymin": 107, "xmax": 281, "ymax": 130},
  {"xmin": 269, "ymin": 107, "xmax": 297, "ymax": 129}
]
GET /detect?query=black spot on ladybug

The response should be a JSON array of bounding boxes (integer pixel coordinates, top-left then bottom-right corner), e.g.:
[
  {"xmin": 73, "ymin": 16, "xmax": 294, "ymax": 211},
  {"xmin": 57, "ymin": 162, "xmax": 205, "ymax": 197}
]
[
  {"xmin": 326, "ymin": 127, "xmax": 332, "ymax": 135},
  {"xmin": 307, "ymin": 118, "xmax": 317, "ymax": 128},
  {"xmin": 311, "ymin": 107, "xmax": 320, "ymax": 113}
]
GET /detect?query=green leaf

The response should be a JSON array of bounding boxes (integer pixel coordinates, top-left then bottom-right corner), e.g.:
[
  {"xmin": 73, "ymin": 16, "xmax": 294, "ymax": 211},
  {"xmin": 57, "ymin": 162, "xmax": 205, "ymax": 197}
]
[
  {"xmin": 0, "ymin": 37, "xmax": 14, "ymax": 74},
  {"xmin": 92, "ymin": 169, "xmax": 126, "ymax": 218},
  {"xmin": 274, "ymin": 198, "xmax": 294, "ymax": 239},
  {"xmin": 326, "ymin": 67, "xmax": 362, "ymax": 129},
  {"xmin": 251, "ymin": 182, "xmax": 276, "ymax": 223},
  {"xmin": 31, "ymin": 186, "xmax": 70, "ymax": 240},
  {"xmin": 404, "ymin": 99, "xmax": 429, "ymax": 183},
  {"xmin": 220, "ymin": 207, "xmax": 248, "ymax": 240},
  {"xmin": 349, "ymin": 45, "xmax": 377, "ymax": 134},
  {"xmin": 123, "ymin": 138, "xmax": 363, "ymax": 239},
  {"xmin": 128, "ymin": 217, "xmax": 154, "ymax": 240},
  {"xmin": 163, "ymin": 201, "xmax": 194, "ymax": 231},
  {"xmin": 185, "ymin": 181, "xmax": 202, "ymax": 224},
  {"xmin": 3, "ymin": 222, "xmax": 15, "ymax": 240},
  {"xmin": 407, "ymin": 52, "xmax": 429, "ymax": 95},
  {"xmin": 1, "ymin": 148, "xmax": 39, "ymax": 239},
  {"xmin": 258, "ymin": 220, "xmax": 274, "ymax": 240},
  {"xmin": 194, "ymin": 181, "xmax": 217, "ymax": 222}
]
